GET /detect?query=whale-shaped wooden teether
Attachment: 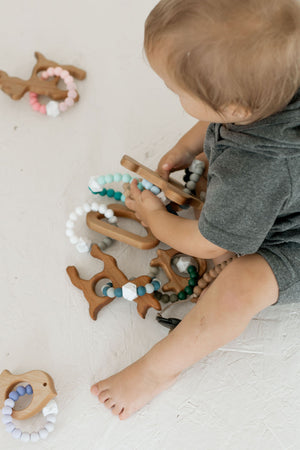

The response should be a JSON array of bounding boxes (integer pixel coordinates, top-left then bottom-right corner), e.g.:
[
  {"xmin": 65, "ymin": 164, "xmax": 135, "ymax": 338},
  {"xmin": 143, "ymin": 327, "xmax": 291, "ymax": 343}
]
[{"xmin": 0, "ymin": 370, "xmax": 57, "ymax": 420}]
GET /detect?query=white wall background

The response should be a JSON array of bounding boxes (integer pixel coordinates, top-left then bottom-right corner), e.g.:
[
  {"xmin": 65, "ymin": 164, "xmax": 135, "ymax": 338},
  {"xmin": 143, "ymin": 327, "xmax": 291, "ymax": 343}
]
[{"xmin": 0, "ymin": 1, "xmax": 300, "ymax": 449}]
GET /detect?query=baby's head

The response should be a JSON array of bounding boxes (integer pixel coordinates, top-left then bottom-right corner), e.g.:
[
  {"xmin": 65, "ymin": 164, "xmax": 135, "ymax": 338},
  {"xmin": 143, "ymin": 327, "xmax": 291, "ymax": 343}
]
[{"xmin": 144, "ymin": 0, "xmax": 300, "ymax": 124}]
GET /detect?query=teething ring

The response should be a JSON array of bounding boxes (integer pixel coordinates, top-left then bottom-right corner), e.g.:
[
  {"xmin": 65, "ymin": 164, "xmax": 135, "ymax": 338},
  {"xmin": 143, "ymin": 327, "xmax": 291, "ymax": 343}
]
[
  {"xmin": 29, "ymin": 66, "xmax": 78, "ymax": 116},
  {"xmin": 86, "ymin": 203, "xmax": 160, "ymax": 249}
]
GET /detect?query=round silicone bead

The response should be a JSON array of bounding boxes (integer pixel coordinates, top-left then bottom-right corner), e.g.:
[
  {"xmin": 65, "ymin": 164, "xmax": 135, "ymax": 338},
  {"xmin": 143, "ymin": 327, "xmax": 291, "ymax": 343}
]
[
  {"xmin": 121, "ymin": 194, "xmax": 126, "ymax": 202},
  {"xmin": 99, "ymin": 204, "xmax": 107, "ymax": 214},
  {"xmin": 97, "ymin": 175, "xmax": 106, "ymax": 185},
  {"xmin": 75, "ymin": 206, "xmax": 84, "ymax": 216},
  {"xmin": 21, "ymin": 432, "xmax": 30, "ymax": 443},
  {"xmin": 122, "ymin": 174, "xmax": 132, "ymax": 183},
  {"xmin": 102, "ymin": 286, "xmax": 109, "ymax": 296},
  {"xmin": 150, "ymin": 186, "xmax": 161, "ymax": 195},
  {"xmin": 151, "ymin": 279, "xmax": 161, "ymax": 290},
  {"xmin": 30, "ymin": 432, "xmax": 40, "ymax": 442},
  {"xmin": 2, "ymin": 406, "xmax": 12, "ymax": 415},
  {"xmin": 99, "ymin": 188, "xmax": 107, "ymax": 196},
  {"xmin": 39, "ymin": 428, "xmax": 49, "ymax": 439},
  {"xmin": 187, "ymin": 265, "xmax": 197, "ymax": 275},
  {"xmin": 107, "ymin": 288, "xmax": 115, "ymax": 298},
  {"xmin": 114, "ymin": 288, "xmax": 123, "ymax": 297},
  {"xmin": 16, "ymin": 386, "xmax": 26, "ymax": 396},
  {"xmin": 12, "ymin": 428, "xmax": 22, "ymax": 439},
  {"xmin": 69, "ymin": 212, "xmax": 77, "ymax": 221},
  {"xmin": 103, "ymin": 237, "xmax": 113, "ymax": 246},
  {"xmin": 142, "ymin": 179, "xmax": 153, "ymax": 190},
  {"xmin": 91, "ymin": 202, "xmax": 99, "ymax": 211},
  {"xmin": 45, "ymin": 414, "xmax": 56, "ymax": 423},
  {"xmin": 104, "ymin": 209, "xmax": 114, "ymax": 219},
  {"xmin": 107, "ymin": 189, "xmax": 115, "ymax": 198},
  {"xmin": 188, "ymin": 278, "xmax": 198, "ymax": 287},
  {"xmin": 2, "ymin": 415, "xmax": 12, "ymax": 424},
  {"xmin": 137, "ymin": 286, "xmax": 146, "ymax": 296},
  {"xmin": 9, "ymin": 391, "xmax": 19, "ymax": 401},
  {"xmin": 6, "ymin": 423, "xmax": 15, "ymax": 433},
  {"xmin": 145, "ymin": 283, "xmax": 154, "ymax": 294},
  {"xmin": 184, "ymin": 285, "xmax": 193, "ymax": 295},
  {"xmin": 161, "ymin": 294, "xmax": 169, "ymax": 304},
  {"xmin": 154, "ymin": 291, "xmax": 162, "ymax": 300},
  {"xmin": 44, "ymin": 422, "xmax": 55, "ymax": 433},
  {"xmin": 83, "ymin": 203, "xmax": 92, "ymax": 212},
  {"xmin": 178, "ymin": 291, "xmax": 187, "ymax": 300},
  {"xmin": 170, "ymin": 294, "xmax": 178, "ymax": 303},
  {"xmin": 25, "ymin": 384, "xmax": 33, "ymax": 395},
  {"xmin": 113, "ymin": 173, "xmax": 122, "ymax": 182},
  {"xmin": 105, "ymin": 174, "xmax": 114, "ymax": 183},
  {"xmin": 4, "ymin": 399, "xmax": 15, "ymax": 408},
  {"xmin": 114, "ymin": 191, "xmax": 122, "ymax": 201}
]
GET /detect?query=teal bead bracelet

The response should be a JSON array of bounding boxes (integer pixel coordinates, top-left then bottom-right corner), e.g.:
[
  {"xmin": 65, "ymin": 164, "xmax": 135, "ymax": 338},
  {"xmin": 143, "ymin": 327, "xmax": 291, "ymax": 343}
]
[{"xmin": 101, "ymin": 279, "xmax": 161, "ymax": 302}]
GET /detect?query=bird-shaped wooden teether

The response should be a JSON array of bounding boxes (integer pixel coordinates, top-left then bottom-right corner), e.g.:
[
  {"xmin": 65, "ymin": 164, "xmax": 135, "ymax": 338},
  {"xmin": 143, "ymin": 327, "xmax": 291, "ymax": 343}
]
[{"xmin": 0, "ymin": 370, "xmax": 57, "ymax": 420}]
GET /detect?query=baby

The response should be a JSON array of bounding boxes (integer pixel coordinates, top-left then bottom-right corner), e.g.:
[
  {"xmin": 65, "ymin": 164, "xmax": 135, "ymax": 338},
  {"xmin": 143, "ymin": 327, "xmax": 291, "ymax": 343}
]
[{"xmin": 91, "ymin": 0, "xmax": 300, "ymax": 420}]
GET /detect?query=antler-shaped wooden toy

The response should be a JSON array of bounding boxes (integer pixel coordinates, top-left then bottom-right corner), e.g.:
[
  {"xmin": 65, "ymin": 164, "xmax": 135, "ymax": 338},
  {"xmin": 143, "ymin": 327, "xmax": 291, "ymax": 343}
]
[
  {"xmin": 150, "ymin": 248, "xmax": 206, "ymax": 297},
  {"xmin": 0, "ymin": 369, "xmax": 56, "ymax": 420},
  {"xmin": 121, "ymin": 154, "xmax": 203, "ymax": 211},
  {"xmin": 66, "ymin": 244, "xmax": 161, "ymax": 320},
  {"xmin": 0, "ymin": 52, "xmax": 86, "ymax": 101}
]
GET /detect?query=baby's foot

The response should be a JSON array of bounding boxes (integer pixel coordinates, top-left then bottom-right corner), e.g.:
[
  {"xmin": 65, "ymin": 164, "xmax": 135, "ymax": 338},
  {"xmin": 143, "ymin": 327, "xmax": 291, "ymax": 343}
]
[{"xmin": 91, "ymin": 357, "xmax": 176, "ymax": 420}]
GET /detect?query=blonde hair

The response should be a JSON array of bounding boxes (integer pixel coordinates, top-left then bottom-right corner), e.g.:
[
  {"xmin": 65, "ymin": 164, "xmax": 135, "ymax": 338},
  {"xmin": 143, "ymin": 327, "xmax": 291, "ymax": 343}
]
[{"xmin": 144, "ymin": 0, "xmax": 300, "ymax": 121}]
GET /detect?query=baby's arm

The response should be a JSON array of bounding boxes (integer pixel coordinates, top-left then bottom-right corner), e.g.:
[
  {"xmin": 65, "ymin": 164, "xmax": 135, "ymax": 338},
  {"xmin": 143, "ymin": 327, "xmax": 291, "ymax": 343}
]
[
  {"xmin": 148, "ymin": 209, "xmax": 226, "ymax": 259},
  {"xmin": 126, "ymin": 179, "xmax": 225, "ymax": 260},
  {"xmin": 157, "ymin": 121, "xmax": 210, "ymax": 179}
]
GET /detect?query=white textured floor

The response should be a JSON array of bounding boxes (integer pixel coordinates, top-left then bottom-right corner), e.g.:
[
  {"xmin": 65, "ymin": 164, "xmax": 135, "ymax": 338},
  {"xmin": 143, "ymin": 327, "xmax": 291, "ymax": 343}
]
[{"xmin": 1, "ymin": 1, "xmax": 300, "ymax": 449}]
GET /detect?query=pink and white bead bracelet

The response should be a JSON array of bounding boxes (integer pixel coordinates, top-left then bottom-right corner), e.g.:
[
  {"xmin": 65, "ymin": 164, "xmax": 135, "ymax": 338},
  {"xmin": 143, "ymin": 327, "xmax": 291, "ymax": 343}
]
[
  {"xmin": 29, "ymin": 66, "xmax": 78, "ymax": 117},
  {"xmin": 2, "ymin": 385, "xmax": 58, "ymax": 442}
]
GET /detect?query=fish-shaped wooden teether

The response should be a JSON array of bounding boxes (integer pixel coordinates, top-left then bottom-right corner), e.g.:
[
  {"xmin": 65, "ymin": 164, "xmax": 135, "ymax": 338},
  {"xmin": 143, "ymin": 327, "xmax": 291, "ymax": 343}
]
[{"xmin": 0, "ymin": 370, "xmax": 57, "ymax": 420}]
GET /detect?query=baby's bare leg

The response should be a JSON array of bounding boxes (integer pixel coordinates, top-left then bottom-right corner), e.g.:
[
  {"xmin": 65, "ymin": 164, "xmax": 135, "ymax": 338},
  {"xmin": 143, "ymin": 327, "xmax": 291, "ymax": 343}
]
[{"xmin": 91, "ymin": 254, "xmax": 278, "ymax": 420}]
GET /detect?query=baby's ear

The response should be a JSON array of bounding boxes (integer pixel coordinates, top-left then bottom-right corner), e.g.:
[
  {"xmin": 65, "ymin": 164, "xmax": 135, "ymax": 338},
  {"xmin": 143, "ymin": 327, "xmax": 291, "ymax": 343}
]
[{"xmin": 222, "ymin": 104, "xmax": 252, "ymax": 121}]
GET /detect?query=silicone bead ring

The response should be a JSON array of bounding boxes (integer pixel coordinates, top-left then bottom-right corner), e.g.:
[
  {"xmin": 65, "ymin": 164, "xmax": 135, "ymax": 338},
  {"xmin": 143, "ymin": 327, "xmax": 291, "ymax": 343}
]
[
  {"xmin": 66, "ymin": 201, "xmax": 117, "ymax": 253},
  {"xmin": 88, "ymin": 173, "xmax": 136, "ymax": 203},
  {"xmin": 29, "ymin": 66, "xmax": 78, "ymax": 116},
  {"xmin": 2, "ymin": 385, "xmax": 58, "ymax": 442}
]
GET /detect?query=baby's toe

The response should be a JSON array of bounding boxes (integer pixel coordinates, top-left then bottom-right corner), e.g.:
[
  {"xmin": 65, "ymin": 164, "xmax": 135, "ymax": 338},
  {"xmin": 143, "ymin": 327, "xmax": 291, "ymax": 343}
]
[
  {"xmin": 104, "ymin": 398, "xmax": 115, "ymax": 409},
  {"xmin": 119, "ymin": 407, "xmax": 131, "ymax": 420},
  {"xmin": 112, "ymin": 403, "xmax": 124, "ymax": 416},
  {"xmin": 98, "ymin": 389, "xmax": 111, "ymax": 403}
]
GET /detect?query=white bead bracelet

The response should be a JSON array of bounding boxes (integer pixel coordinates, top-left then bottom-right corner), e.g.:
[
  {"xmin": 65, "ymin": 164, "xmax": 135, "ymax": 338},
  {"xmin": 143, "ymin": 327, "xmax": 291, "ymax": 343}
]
[
  {"xmin": 2, "ymin": 386, "xmax": 58, "ymax": 442},
  {"xmin": 66, "ymin": 201, "xmax": 117, "ymax": 253}
]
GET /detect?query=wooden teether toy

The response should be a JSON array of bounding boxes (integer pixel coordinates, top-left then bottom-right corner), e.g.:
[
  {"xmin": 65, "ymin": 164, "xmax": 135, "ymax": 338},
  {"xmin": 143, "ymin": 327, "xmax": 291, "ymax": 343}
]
[
  {"xmin": 86, "ymin": 203, "xmax": 159, "ymax": 250},
  {"xmin": 0, "ymin": 52, "xmax": 86, "ymax": 116},
  {"xmin": 121, "ymin": 155, "xmax": 203, "ymax": 210},
  {"xmin": 0, "ymin": 369, "xmax": 58, "ymax": 442},
  {"xmin": 66, "ymin": 244, "xmax": 161, "ymax": 320}
]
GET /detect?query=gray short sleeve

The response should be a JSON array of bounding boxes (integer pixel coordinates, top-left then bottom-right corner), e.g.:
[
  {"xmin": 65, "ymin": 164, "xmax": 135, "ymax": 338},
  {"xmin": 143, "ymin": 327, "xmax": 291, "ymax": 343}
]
[{"xmin": 198, "ymin": 148, "xmax": 291, "ymax": 254}]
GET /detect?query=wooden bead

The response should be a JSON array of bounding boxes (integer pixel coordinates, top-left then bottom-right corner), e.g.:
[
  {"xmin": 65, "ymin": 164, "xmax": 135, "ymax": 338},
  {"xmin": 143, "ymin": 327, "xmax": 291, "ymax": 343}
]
[
  {"xmin": 193, "ymin": 286, "xmax": 201, "ymax": 296},
  {"xmin": 198, "ymin": 279, "xmax": 208, "ymax": 289}
]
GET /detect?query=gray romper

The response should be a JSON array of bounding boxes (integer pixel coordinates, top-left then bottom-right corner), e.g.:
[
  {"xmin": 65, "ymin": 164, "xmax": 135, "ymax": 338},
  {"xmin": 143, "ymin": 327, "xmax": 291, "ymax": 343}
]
[{"xmin": 198, "ymin": 89, "xmax": 300, "ymax": 304}]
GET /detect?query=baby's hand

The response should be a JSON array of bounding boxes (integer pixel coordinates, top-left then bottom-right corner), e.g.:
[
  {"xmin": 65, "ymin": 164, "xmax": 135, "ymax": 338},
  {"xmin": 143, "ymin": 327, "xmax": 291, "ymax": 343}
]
[
  {"xmin": 157, "ymin": 142, "xmax": 196, "ymax": 180},
  {"xmin": 125, "ymin": 179, "xmax": 165, "ymax": 228}
]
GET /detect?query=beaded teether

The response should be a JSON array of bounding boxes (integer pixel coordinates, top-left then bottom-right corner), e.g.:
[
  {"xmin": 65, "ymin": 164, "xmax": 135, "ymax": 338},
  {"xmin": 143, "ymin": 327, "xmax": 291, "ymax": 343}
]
[
  {"xmin": 30, "ymin": 66, "xmax": 78, "ymax": 116},
  {"xmin": 2, "ymin": 386, "xmax": 58, "ymax": 442},
  {"xmin": 0, "ymin": 52, "xmax": 86, "ymax": 112},
  {"xmin": 66, "ymin": 201, "xmax": 117, "ymax": 253}
]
